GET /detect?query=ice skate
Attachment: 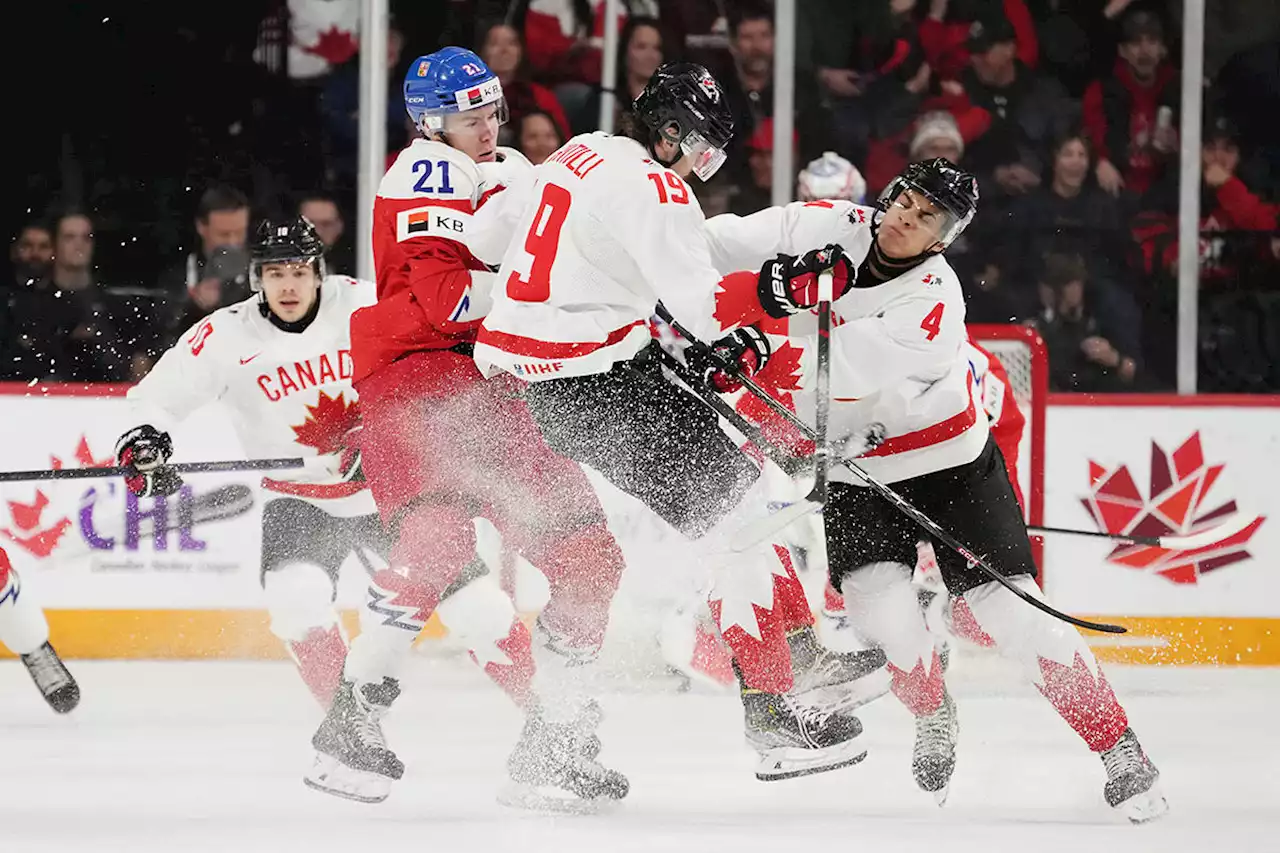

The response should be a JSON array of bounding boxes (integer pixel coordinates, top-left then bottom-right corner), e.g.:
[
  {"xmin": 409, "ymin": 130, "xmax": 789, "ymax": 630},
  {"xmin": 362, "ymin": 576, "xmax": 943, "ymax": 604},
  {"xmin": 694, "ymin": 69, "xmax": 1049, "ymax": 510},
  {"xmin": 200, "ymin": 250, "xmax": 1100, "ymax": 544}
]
[
  {"xmin": 743, "ymin": 680, "xmax": 868, "ymax": 781},
  {"xmin": 500, "ymin": 700, "xmax": 628, "ymax": 813},
  {"xmin": 20, "ymin": 642, "xmax": 80, "ymax": 714},
  {"xmin": 912, "ymin": 691, "xmax": 958, "ymax": 805},
  {"xmin": 304, "ymin": 677, "xmax": 403, "ymax": 803},
  {"xmin": 1101, "ymin": 728, "xmax": 1168, "ymax": 823},
  {"xmin": 787, "ymin": 626, "xmax": 889, "ymax": 713}
]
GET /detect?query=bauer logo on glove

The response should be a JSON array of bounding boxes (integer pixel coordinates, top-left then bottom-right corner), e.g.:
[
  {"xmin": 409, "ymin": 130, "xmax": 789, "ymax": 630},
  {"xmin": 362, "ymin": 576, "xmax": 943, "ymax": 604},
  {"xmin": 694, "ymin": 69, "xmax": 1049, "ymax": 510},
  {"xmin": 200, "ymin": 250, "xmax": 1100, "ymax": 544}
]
[{"xmin": 756, "ymin": 244, "xmax": 854, "ymax": 318}]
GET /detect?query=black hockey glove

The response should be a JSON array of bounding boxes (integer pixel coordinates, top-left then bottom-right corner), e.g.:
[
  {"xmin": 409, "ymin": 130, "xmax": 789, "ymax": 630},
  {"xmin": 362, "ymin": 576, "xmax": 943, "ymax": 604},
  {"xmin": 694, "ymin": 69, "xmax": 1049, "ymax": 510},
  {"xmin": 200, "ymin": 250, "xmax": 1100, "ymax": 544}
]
[
  {"xmin": 686, "ymin": 327, "xmax": 772, "ymax": 393},
  {"xmin": 757, "ymin": 244, "xmax": 854, "ymax": 318},
  {"xmin": 115, "ymin": 424, "xmax": 183, "ymax": 498}
]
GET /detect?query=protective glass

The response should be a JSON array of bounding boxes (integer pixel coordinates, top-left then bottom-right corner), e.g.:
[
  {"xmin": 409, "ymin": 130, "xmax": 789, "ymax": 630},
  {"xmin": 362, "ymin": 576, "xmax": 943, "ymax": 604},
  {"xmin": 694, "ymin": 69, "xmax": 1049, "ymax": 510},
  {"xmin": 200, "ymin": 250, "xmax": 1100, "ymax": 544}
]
[{"xmin": 680, "ymin": 129, "xmax": 727, "ymax": 181}]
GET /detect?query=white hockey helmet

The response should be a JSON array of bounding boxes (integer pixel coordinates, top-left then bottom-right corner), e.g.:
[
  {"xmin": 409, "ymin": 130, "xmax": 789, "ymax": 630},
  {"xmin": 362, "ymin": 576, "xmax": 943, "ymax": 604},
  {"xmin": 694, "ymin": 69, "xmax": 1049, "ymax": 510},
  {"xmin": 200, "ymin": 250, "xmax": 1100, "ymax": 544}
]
[{"xmin": 797, "ymin": 151, "xmax": 867, "ymax": 204}]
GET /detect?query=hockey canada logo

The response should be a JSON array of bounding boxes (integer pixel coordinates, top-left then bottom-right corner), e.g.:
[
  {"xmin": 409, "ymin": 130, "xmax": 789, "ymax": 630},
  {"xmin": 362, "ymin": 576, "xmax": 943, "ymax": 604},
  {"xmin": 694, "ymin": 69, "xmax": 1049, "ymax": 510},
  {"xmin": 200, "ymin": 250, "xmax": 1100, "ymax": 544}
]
[{"xmin": 1081, "ymin": 432, "xmax": 1265, "ymax": 584}]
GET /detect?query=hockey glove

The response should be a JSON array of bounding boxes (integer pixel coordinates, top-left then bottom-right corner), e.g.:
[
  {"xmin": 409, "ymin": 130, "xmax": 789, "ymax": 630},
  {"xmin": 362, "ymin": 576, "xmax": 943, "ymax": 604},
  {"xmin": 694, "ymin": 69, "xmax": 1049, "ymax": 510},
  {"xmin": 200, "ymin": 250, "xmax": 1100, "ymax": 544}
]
[
  {"xmin": 686, "ymin": 327, "xmax": 772, "ymax": 393},
  {"xmin": 115, "ymin": 425, "xmax": 183, "ymax": 498},
  {"xmin": 757, "ymin": 244, "xmax": 854, "ymax": 318}
]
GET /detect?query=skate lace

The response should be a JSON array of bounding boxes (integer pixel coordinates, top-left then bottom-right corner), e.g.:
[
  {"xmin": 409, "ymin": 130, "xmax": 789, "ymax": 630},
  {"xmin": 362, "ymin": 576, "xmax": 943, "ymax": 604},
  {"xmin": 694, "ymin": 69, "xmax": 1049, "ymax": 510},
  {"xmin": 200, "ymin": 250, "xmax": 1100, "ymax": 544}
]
[
  {"xmin": 915, "ymin": 704, "xmax": 953, "ymax": 752},
  {"xmin": 787, "ymin": 696, "xmax": 835, "ymax": 739},
  {"xmin": 1102, "ymin": 732, "xmax": 1143, "ymax": 779},
  {"xmin": 25, "ymin": 647, "xmax": 70, "ymax": 693},
  {"xmin": 353, "ymin": 694, "xmax": 389, "ymax": 751}
]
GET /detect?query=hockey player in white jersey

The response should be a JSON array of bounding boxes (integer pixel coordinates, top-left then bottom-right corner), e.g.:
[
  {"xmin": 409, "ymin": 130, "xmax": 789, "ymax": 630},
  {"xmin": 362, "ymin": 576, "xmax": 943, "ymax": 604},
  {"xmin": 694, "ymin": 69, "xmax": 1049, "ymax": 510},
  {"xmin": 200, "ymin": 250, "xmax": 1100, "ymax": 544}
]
[
  {"xmin": 707, "ymin": 158, "xmax": 1166, "ymax": 821},
  {"xmin": 115, "ymin": 217, "xmax": 388, "ymax": 708},
  {"xmin": 475, "ymin": 62, "xmax": 886, "ymax": 782}
]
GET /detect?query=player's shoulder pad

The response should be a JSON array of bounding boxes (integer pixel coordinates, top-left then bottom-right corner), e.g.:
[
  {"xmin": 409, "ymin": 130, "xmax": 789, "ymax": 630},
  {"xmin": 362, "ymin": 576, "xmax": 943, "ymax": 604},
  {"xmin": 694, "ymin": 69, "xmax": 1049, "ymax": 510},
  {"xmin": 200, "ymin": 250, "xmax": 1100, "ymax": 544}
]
[
  {"xmin": 177, "ymin": 297, "xmax": 252, "ymax": 358},
  {"xmin": 324, "ymin": 274, "xmax": 377, "ymax": 309},
  {"xmin": 476, "ymin": 146, "xmax": 533, "ymax": 196},
  {"xmin": 913, "ymin": 252, "xmax": 962, "ymax": 297},
  {"xmin": 379, "ymin": 138, "xmax": 482, "ymax": 202}
]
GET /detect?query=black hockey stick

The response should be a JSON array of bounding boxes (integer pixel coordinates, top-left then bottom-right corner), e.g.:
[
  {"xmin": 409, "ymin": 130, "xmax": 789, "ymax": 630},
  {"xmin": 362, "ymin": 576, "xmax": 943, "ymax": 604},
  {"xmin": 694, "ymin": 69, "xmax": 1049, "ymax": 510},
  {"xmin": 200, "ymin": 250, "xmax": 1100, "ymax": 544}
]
[
  {"xmin": 645, "ymin": 346, "xmax": 809, "ymax": 477},
  {"xmin": 0, "ymin": 457, "xmax": 308, "ymax": 483},
  {"xmin": 807, "ymin": 271, "xmax": 834, "ymax": 507},
  {"xmin": 656, "ymin": 307, "xmax": 1126, "ymax": 635},
  {"xmin": 1028, "ymin": 525, "xmax": 1159, "ymax": 546}
]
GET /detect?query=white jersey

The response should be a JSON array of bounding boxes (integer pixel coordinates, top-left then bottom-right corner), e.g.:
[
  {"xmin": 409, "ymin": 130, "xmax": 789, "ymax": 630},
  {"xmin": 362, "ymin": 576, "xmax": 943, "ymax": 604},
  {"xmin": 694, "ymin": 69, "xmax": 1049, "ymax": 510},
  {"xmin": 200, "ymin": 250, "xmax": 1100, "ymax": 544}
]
[
  {"xmin": 474, "ymin": 132, "xmax": 728, "ymax": 380},
  {"xmin": 127, "ymin": 276, "xmax": 377, "ymax": 516},
  {"xmin": 705, "ymin": 200, "xmax": 987, "ymax": 484}
]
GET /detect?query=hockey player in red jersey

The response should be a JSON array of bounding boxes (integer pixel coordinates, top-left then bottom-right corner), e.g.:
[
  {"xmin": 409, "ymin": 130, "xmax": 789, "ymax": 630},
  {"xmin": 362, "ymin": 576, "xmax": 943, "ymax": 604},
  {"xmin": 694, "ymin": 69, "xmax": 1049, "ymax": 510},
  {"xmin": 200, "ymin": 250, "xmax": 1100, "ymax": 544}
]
[
  {"xmin": 0, "ymin": 545, "xmax": 79, "ymax": 713},
  {"xmin": 304, "ymin": 47, "xmax": 631, "ymax": 809}
]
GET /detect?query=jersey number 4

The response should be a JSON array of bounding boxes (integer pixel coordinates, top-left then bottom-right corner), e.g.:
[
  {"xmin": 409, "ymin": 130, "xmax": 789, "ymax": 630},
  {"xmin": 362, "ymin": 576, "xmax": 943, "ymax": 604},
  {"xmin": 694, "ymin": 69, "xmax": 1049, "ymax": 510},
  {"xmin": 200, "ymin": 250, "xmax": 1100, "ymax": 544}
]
[
  {"xmin": 506, "ymin": 183, "xmax": 572, "ymax": 302},
  {"xmin": 920, "ymin": 302, "xmax": 945, "ymax": 341}
]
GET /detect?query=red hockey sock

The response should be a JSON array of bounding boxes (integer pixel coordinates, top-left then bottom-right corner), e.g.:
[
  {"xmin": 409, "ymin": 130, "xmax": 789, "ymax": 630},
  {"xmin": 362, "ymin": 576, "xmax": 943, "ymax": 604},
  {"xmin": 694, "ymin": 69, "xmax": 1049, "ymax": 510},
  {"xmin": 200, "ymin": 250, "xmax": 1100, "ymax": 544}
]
[
  {"xmin": 691, "ymin": 622, "xmax": 735, "ymax": 686},
  {"xmin": 373, "ymin": 502, "xmax": 478, "ymax": 628},
  {"xmin": 1034, "ymin": 653, "xmax": 1129, "ymax": 752},
  {"xmin": 530, "ymin": 520, "xmax": 625, "ymax": 652},
  {"xmin": 887, "ymin": 648, "xmax": 947, "ymax": 717},
  {"xmin": 708, "ymin": 544, "xmax": 810, "ymax": 694},
  {"xmin": 289, "ymin": 625, "xmax": 348, "ymax": 707},
  {"xmin": 823, "ymin": 580, "xmax": 845, "ymax": 613},
  {"xmin": 471, "ymin": 618, "xmax": 537, "ymax": 710}
]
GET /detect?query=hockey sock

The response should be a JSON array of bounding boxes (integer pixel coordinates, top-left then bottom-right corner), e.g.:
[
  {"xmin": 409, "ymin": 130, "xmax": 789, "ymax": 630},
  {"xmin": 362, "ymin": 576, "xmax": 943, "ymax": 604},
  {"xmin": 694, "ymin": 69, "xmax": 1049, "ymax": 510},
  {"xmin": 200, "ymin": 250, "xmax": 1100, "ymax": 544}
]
[
  {"xmin": 841, "ymin": 562, "xmax": 945, "ymax": 716},
  {"xmin": 527, "ymin": 520, "xmax": 624, "ymax": 652},
  {"xmin": 961, "ymin": 576, "xmax": 1129, "ymax": 752},
  {"xmin": 288, "ymin": 625, "xmax": 348, "ymax": 707},
  {"xmin": 435, "ymin": 573, "xmax": 537, "ymax": 710},
  {"xmin": 0, "ymin": 554, "xmax": 51, "ymax": 656}
]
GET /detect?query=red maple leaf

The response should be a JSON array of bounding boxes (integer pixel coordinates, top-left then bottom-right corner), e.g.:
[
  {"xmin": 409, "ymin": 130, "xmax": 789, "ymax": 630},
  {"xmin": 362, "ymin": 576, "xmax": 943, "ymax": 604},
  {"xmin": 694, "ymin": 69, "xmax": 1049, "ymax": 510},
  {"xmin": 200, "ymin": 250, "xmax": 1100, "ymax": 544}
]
[
  {"xmin": 734, "ymin": 341, "xmax": 814, "ymax": 456},
  {"xmin": 302, "ymin": 26, "xmax": 358, "ymax": 66},
  {"xmin": 1034, "ymin": 653, "xmax": 1128, "ymax": 752},
  {"xmin": 886, "ymin": 649, "xmax": 945, "ymax": 717},
  {"xmin": 2, "ymin": 520, "xmax": 72, "ymax": 559},
  {"xmin": 291, "ymin": 391, "xmax": 361, "ymax": 455},
  {"xmin": 7, "ymin": 491, "xmax": 51, "ymax": 532},
  {"xmin": 1081, "ymin": 431, "xmax": 1265, "ymax": 584},
  {"xmin": 51, "ymin": 435, "xmax": 114, "ymax": 471},
  {"xmin": 2, "ymin": 490, "xmax": 72, "ymax": 558}
]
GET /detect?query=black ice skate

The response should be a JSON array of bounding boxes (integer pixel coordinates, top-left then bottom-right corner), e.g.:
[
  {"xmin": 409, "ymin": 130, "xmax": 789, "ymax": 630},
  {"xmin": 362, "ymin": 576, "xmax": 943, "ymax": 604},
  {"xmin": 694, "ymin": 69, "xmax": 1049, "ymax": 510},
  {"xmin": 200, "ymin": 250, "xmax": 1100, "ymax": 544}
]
[
  {"xmin": 304, "ymin": 677, "xmax": 404, "ymax": 804},
  {"xmin": 912, "ymin": 691, "xmax": 958, "ymax": 805},
  {"xmin": 500, "ymin": 700, "xmax": 628, "ymax": 814},
  {"xmin": 1101, "ymin": 727, "xmax": 1168, "ymax": 823},
  {"xmin": 787, "ymin": 626, "xmax": 890, "ymax": 713},
  {"xmin": 742, "ymin": 685, "xmax": 868, "ymax": 781},
  {"xmin": 21, "ymin": 642, "xmax": 80, "ymax": 714}
]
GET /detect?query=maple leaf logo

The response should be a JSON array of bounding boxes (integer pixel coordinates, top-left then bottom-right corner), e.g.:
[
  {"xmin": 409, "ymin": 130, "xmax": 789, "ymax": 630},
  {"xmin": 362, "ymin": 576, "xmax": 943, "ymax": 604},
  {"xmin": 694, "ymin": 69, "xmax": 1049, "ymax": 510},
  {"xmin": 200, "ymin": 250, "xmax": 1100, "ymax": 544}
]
[
  {"xmin": 50, "ymin": 435, "xmax": 114, "ymax": 471},
  {"xmin": 734, "ymin": 341, "xmax": 815, "ymax": 456},
  {"xmin": 301, "ymin": 25, "xmax": 358, "ymax": 65},
  {"xmin": 1081, "ymin": 431, "xmax": 1265, "ymax": 584},
  {"xmin": 1, "ymin": 490, "xmax": 71, "ymax": 558},
  {"xmin": 291, "ymin": 391, "xmax": 361, "ymax": 455}
]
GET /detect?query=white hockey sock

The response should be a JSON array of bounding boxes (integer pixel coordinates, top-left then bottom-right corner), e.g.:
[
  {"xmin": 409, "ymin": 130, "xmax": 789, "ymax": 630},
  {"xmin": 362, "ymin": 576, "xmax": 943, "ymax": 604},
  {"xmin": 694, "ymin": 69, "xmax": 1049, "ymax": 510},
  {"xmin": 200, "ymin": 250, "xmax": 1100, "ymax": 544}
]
[{"xmin": 0, "ymin": 566, "xmax": 51, "ymax": 656}]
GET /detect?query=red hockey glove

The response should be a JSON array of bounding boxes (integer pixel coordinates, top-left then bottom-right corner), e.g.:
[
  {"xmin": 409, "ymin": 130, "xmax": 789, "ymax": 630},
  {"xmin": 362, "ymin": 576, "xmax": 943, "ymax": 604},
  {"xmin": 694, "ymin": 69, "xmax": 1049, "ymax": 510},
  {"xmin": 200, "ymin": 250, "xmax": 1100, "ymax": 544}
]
[
  {"xmin": 757, "ymin": 244, "xmax": 854, "ymax": 318},
  {"xmin": 115, "ymin": 425, "xmax": 183, "ymax": 498},
  {"xmin": 687, "ymin": 327, "xmax": 772, "ymax": 393}
]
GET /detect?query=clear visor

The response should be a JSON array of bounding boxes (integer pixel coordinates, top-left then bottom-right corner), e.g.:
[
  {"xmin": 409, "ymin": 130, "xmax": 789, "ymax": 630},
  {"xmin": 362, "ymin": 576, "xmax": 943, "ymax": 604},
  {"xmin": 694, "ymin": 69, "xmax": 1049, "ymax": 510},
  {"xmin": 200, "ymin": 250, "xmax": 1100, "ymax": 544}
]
[
  {"xmin": 422, "ymin": 98, "xmax": 509, "ymax": 137},
  {"xmin": 680, "ymin": 129, "xmax": 727, "ymax": 181},
  {"xmin": 880, "ymin": 184, "xmax": 960, "ymax": 244},
  {"xmin": 250, "ymin": 257, "xmax": 324, "ymax": 292}
]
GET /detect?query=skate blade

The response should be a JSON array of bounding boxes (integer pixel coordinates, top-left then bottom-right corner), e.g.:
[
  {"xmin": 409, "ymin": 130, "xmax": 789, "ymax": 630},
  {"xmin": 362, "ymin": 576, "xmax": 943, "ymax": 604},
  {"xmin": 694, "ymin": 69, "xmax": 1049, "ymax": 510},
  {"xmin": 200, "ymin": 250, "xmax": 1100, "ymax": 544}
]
[
  {"xmin": 1116, "ymin": 785, "xmax": 1169, "ymax": 824},
  {"xmin": 497, "ymin": 782, "xmax": 620, "ymax": 815},
  {"xmin": 754, "ymin": 739, "xmax": 868, "ymax": 782},
  {"xmin": 932, "ymin": 783, "xmax": 951, "ymax": 807},
  {"xmin": 303, "ymin": 754, "xmax": 393, "ymax": 804}
]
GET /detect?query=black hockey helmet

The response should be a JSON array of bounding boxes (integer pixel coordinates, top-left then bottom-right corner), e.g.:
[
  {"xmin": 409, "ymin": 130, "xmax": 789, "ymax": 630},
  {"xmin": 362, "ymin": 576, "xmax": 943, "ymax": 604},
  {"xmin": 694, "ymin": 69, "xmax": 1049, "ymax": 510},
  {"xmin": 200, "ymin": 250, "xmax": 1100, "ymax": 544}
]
[
  {"xmin": 249, "ymin": 216, "xmax": 327, "ymax": 291},
  {"xmin": 877, "ymin": 158, "xmax": 980, "ymax": 249},
  {"xmin": 631, "ymin": 62, "xmax": 734, "ymax": 181}
]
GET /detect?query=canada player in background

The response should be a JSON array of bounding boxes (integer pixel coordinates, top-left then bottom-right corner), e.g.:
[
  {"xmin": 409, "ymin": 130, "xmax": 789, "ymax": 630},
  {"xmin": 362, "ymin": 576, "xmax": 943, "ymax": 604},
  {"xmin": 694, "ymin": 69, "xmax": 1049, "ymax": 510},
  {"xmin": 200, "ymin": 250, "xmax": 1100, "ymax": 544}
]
[
  {"xmin": 710, "ymin": 157, "xmax": 1166, "ymax": 821},
  {"xmin": 0, "ymin": 545, "xmax": 79, "ymax": 713},
  {"xmin": 474, "ymin": 62, "xmax": 887, "ymax": 783},
  {"xmin": 115, "ymin": 218, "xmax": 388, "ymax": 708},
  {"xmin": 304, "ymin": 47, "xmax": 632, "ymax": 810}
]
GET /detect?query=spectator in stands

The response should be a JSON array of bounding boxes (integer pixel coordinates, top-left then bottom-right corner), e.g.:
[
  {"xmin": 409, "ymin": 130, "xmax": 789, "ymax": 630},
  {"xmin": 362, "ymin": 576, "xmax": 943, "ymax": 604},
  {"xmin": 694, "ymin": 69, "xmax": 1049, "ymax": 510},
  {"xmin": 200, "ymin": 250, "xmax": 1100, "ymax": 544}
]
[
  {"xmin": 523, "ymin": 0, "xmax": 627, "ymax": 132},
  {"xmin": 1030, "ymin": 252, "xmax": 1140, "ymax": 392},
  {"xmin": 730, "ymin": 118, "xmax": 799, "ymax": 216},
  {"xmin": 657, "ymin": 0, "xmax": 731, "ymax": 75},
  {"xmin": 1083, "ymin": 10, "xmax": 1179, "ymax": 202},
  {"xmin": 479, "ymin": 22, "xmax": 571, "ymax": 147},
  {"xmin": 10, "ymin": 212, "xmax": 130, "ymax": 383},
  {"xmin": 321, "ymin": 21, "xmax": 407, "ymax": 188},
  {"xmin": 517, "ymin": 110, "xmax": 567, "ymax": 165},
  {"xmin": 8, "ymin": 222, "xmax": 53, "ymax": 291},
  {"xmin": 944, "ymin": 14, "xmax": 1075, "ymax": 202},
  {"xmin": 582, "ymin": 16, "xmax": 667, "ymax": 133},
  {"xmin": 921, "ymin": 0, "xmax": 1038, "ymax": 80},
  {"xmin": 157, "ymin": 186, "xmax": 251, "ymax": 346},
  {"xmin": 1008, "ymin": 130, "xmax": 1133, "ymax": 292},
  {"xmin": 798, "ymin": 0, "xmax": 932, "ymax": 166},
  {"xmin": 297, "ymin": 191, "xmax": 353, "ymax": 277}
]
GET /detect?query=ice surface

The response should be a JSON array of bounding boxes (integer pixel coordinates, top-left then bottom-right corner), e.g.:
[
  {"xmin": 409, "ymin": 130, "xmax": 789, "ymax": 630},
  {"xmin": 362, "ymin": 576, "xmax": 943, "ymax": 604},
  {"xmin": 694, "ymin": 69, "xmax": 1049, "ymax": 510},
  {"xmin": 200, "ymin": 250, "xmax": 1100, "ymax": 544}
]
[{"xmin": 0, "ymin": 655, "xmax": 1275, "ymax": 853}]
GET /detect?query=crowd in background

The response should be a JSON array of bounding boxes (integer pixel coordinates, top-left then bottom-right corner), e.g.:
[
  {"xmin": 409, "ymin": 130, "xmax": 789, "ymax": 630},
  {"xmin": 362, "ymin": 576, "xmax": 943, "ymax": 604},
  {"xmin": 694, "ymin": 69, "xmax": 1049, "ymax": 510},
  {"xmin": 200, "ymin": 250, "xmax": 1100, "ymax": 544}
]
[{"xmin": 4, "ymin": 0, "xmax": 1279, "ymax": 392}]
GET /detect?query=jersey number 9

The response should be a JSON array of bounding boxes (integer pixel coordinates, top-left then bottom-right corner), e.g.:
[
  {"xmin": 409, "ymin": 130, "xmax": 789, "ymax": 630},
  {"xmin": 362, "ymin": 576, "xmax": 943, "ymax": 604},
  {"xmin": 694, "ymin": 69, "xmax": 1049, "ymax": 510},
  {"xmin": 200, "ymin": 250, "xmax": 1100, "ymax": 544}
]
[{"xmin": 506, "ymin": 183, "xmax": 572, "ymax": 302}]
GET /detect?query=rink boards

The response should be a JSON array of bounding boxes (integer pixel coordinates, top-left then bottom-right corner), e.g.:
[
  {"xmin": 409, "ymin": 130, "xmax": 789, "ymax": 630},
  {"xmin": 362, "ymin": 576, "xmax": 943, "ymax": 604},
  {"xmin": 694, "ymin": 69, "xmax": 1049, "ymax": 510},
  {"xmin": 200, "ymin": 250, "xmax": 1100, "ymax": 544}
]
[{"xmin": 0, "ymin": 384, "xmax": 1277, "ymax": 665}]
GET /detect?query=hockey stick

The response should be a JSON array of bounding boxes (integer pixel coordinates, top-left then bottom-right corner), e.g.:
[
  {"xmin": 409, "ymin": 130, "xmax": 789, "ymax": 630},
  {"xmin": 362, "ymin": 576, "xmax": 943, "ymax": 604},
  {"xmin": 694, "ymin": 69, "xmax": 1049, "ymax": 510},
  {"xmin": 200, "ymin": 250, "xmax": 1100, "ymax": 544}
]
[
  {"xmin": 0, "ymin": 457, "xmax": 308, "ymax": 483},
  {"xmin": 807, "ymin": 271, "xmax": 834, "ymax": 508},
  {"xmin": 1030, "ymin": 519, "xmax": 1257, "ymax": 551},
  {"xmin": 657, "ymin": 308, "xmax": 1126, "ymax": 635}
]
